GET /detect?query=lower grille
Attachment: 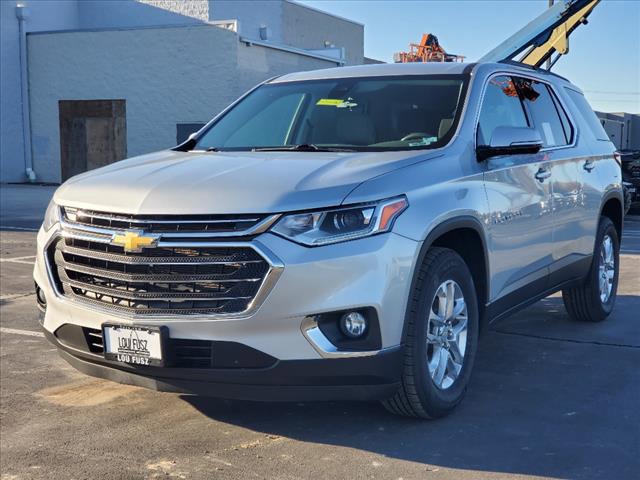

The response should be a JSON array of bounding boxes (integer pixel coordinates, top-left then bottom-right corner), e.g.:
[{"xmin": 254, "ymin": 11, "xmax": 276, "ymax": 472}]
[
  {"xmin": 54, "ymin": 326, "xmax": 277, "ymax": 369},
  {"xmin": 172, "ymin": 338, "xmax": 213, "ymax": 368},
  {"xmin": 85, "ymin": 328, "xmax": 104, "ymax": 353},
  {"xmin": 49, "ymin": 237, "xmax": 271, "ymax": 315}
]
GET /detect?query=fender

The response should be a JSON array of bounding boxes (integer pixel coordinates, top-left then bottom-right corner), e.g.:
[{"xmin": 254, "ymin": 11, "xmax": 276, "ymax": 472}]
[
  {"xmin": 599, "ymin": 188, "xmax": 624, "ymax": 236},
  {"xmin": 400, "ymin": 215, "xmax": 491, "ymax": 344},
  {"xmin": 422, "ymin": 216, "xmax": 490, "ymax": 286}
]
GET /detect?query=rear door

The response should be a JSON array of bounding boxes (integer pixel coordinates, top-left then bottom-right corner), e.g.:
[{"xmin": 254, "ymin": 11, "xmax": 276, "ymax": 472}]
[
  {"xmin": 564, "ymin": 88, "xmax": 618, "ymax": 255},
  {"xmin": 480, "ymin": 75, "xmax": 554, "ymax": 304},
  {"xmin": 514, "ymin": 77, "xmax": 588, "ymax": 285}
]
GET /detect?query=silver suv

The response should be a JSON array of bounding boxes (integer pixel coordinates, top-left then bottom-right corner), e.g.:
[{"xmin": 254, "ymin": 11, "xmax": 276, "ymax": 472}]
[{"xmin": 35, "ymin": 62, "xmax": 623, "ymax": 418}]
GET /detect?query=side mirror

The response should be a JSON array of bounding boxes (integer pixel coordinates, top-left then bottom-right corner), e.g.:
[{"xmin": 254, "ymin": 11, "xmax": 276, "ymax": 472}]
[{"xmin": 476, "ymin": 126, "xmax": 543, "ymax": 161}]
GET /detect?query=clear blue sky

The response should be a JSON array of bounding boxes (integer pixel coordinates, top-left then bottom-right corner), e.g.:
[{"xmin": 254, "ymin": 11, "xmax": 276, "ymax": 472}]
[{"xmin": 300, "ymin": 0, "xmax": 640, "ymax": 113}]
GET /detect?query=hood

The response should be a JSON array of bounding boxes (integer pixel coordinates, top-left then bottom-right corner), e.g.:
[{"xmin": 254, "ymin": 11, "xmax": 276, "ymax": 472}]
[{"xmin": 55, "ymin": 149, "xmax": 440, "ymax": 214}]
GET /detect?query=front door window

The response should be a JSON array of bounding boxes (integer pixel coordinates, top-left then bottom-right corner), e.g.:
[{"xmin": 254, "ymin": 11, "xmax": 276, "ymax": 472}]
[{"xmin": 477, "ymin": 75, "xmax": 528, "ymax": 146}]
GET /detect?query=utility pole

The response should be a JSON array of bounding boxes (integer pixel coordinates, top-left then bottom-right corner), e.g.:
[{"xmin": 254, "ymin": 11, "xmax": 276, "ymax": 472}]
[{"xmin": 546, "ymin": 0, "xmax": 554, "ymax": 69}]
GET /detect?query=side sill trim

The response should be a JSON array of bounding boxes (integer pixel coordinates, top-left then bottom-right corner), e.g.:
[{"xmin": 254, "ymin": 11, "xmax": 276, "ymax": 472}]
[{"xmin": 486, "ymin": 273, "xmax": 589, "ymax": 325}]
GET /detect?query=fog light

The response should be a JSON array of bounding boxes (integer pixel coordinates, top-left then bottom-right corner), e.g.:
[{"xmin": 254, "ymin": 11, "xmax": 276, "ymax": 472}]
[
  {"xmin": 339, "ymin": 311, "xmax": 367, "ymax": 338},
  {"xmin": 35, "ymin": 282, "xmax": 46, "ymax": 310}
]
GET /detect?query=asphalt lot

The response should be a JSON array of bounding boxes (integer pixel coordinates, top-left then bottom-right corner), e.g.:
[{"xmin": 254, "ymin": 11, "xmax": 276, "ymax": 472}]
[{"xmin": 1, "ymin": 184, "xmax": 638, "ymax": 480}]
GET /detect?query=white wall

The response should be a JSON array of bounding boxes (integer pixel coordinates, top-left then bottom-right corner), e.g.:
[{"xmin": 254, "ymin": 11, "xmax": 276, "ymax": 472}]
[
  {"xmin": 211, "ymin": 0, "xmax": 283, "ymax": 42},
  {"xmin": 1, "ymin": 0, "xmax": 81, "ymax": 182},
  {"xmin": 14, "ymin": 0, "xmax": 80, "ymax": 31},
  {"xmin": 2, "ymin": 0, "xmax": 361, "ymax": 183},
  {"xmin": 77, "ymin": 0, "xmax": 208, "ymax": 29},
  {"xmin": 281, "ymin": 0, "xmax": 363, "ymax": 66},
  {"xmin": 210, "ymin": 0, "xmax": 363, "ymax": 65},
  {"xmin": 2, "ymin": 0, "xmax": 209, "ymax": 183},
  {"xmin": 27, "ymin": 24, "xmax": 334, "ymax": 183},
  {"xmin": 1, "ymin": 0, "xmax": 25, "ymax": 183}
]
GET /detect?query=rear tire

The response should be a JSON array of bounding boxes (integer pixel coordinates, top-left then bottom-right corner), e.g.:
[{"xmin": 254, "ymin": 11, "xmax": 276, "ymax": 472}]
[
  {"xmin": 382, "ymin": 247, "xmax": 479, "ymax": 419},
  {"xmin": 562, "ymin": 217, "xmax": 619, "ymax": 322}
]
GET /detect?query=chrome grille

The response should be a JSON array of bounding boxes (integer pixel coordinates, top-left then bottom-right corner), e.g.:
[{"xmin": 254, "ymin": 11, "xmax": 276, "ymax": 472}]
[
  {"xmin": 63, "ymin": 207, "xmax": 278, "ymax": 239},
  {"xmin": 48, "ymin": 209, "xmax": 282, "ymax": 317}
]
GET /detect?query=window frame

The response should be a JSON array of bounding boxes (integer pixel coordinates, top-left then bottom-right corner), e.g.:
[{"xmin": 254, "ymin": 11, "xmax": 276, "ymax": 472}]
[{"xmin": 474, "ymin": 71, "xmax": 577, "ymax": 155}]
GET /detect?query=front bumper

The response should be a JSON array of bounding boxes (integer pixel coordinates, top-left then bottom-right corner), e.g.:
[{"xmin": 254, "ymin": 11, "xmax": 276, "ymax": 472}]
[
  {"xmin": 44, "ymin": 329, "xmax": 401, "ymax": 401},
  {"xmin": 35, "ymin": 227, "xmax": 419, "ymax": 399}
]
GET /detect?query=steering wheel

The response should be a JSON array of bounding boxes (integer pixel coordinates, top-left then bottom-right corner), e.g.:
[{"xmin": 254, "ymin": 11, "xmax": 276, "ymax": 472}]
[{"xmin": 401, "ymin": 132, "xmax": 431, "ymax": 142}]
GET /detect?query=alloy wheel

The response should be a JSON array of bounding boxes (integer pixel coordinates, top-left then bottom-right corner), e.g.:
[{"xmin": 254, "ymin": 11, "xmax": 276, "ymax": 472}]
[
  {"xmin": 598, "ymin": 234, "xmax": 615, "ymax": 303},
  {"xmin": 426, "ymin": 280, "xmax": 468, "ymax": 390}
]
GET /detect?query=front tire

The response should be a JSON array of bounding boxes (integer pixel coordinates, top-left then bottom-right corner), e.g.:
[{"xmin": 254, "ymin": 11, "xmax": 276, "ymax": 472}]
[
  {"xmin": 562, "ymin": 216, "xmax": 620, "ymax": 322},
  {"xmin": 382, "ymin": 247, "xmax": 479, "ymax": 419}
]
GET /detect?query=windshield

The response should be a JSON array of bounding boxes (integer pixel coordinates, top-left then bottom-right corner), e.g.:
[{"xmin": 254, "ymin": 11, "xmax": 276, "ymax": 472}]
[{"xmin": 194, "ymin": 75, "xmax": 468, "ymax": 152}]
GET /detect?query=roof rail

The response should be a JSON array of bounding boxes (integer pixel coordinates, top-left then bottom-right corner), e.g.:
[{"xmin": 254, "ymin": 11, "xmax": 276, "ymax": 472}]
[{"xmin": 498, "ymin": 59, "xmax": 572, "ymax": 83}]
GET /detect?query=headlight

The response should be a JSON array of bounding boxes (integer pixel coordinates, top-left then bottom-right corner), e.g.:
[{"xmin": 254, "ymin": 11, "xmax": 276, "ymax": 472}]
[
  {"xmin": 42, "ymin": 200, "xmax": 60, "ymax": 231},
  {"xmin": 272, "ymin": 196, "xmax": 408, "ymax": 246}
]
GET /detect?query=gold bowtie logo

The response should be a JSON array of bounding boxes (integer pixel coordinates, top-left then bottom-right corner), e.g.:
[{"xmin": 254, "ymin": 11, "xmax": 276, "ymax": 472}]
[{"xmin": 111, "ymin": 230, "xmax": 159, "ymax": 253}]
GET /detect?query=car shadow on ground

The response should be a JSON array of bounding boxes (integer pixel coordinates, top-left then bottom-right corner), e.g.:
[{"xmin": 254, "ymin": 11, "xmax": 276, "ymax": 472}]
[{"xmin": 181, "ymin": 295, "xmax": 639, "ymax": 479}]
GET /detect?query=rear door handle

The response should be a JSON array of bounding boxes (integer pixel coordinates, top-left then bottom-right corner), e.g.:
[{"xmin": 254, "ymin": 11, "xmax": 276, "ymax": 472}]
[
  {"xmin": 535, "ymin": 167, "xmax": 551, "ymax": 182},
  {"xmin": 584, "ymin": 160, "xmax": 596, "ymax": 172}
]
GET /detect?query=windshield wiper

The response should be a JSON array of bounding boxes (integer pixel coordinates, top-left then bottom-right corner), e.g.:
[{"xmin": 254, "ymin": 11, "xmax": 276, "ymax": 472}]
[{"xmin": 252, "ymin": 144, "xmax": 357, "ymax": 152}]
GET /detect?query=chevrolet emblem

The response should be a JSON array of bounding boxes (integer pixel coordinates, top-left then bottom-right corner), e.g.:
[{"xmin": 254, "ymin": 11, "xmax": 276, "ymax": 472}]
[{"xmin": 111, "ymin": 230, "xmax": 159, "ymax": 253}]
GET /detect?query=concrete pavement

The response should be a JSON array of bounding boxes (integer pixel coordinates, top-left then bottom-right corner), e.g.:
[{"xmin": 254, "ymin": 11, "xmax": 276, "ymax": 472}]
[{"xmin": 1, "ymin": 184, "xmax": 638, "ymax": 480}]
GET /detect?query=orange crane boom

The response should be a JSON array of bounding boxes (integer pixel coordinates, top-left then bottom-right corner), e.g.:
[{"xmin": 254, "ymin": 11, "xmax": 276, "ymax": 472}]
[{"xmin": 394, "ymin": 33, "xmax": 465, "ymax": 63}]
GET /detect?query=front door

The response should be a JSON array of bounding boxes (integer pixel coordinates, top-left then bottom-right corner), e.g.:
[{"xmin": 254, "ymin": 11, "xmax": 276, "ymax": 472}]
[{"xmin": 478, "ymin": 75, "xmax": 555, "ymax": 304}]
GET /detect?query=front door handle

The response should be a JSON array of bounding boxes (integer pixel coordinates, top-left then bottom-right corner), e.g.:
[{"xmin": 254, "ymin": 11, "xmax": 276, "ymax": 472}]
[
  {"xmin": 584, "ymin": 160, "xmax": 596, "ymax": 172},
  {"xmin": 535, "ymin": 167, "xmax": 551, "ymax": 182}
]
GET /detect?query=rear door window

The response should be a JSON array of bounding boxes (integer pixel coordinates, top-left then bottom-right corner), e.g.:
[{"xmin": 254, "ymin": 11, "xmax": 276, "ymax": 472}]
[
  {"xmin": 514, "ymin": 78, "xmax": 570, "ymax": 147},
  {"xmin": 477, "ymin": 76, "xmax": 529, "ymax": 146}
]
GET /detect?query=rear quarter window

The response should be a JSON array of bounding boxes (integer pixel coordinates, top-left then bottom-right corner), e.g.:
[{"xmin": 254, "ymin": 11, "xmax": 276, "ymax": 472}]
[{"xmin": 565, "ymin": 88, "xmax": 610, "ymax": 141}]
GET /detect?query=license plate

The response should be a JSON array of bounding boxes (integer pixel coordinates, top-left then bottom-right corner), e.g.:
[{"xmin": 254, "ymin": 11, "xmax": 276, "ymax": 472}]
[{"xmin": 103, "ymin": 324, "xmax": 165, "ymax": 366}]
